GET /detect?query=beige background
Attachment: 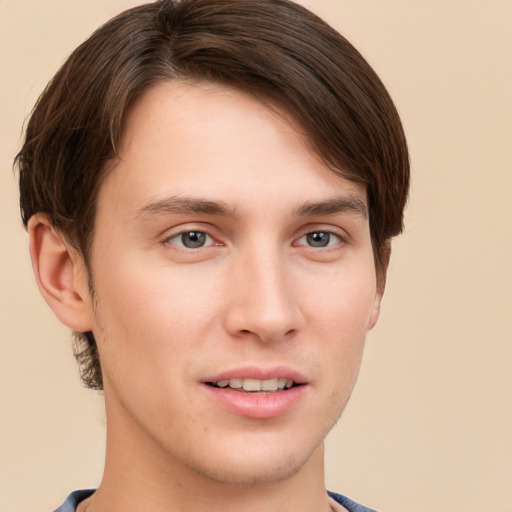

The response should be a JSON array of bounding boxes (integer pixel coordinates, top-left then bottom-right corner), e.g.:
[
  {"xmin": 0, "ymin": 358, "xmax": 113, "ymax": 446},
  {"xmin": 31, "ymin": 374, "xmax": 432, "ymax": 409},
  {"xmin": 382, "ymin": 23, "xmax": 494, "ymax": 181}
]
[{"xmin": 1, "ymin": 1, "xmax": 511, "ymax": 511}]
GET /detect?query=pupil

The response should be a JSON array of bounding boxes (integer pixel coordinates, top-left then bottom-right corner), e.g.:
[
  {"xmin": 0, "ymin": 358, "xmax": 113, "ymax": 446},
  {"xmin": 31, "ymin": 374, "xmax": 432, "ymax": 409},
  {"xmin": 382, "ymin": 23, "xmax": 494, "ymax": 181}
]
[
  {"xmin": 307, "ymin": 232, "xmax": 329, "ymax": 247},
  {"xmin": 182, "ymin": 231, "xmax": 206, "ymax": 248}
]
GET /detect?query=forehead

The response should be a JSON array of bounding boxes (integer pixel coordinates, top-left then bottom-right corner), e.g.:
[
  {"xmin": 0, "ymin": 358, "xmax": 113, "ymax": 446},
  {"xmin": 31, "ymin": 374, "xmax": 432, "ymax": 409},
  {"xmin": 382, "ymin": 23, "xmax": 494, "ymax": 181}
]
[
  {"xmin": 98, "ymin": 80, "xmax": 366, "ymax": 216},
  {"xmin": 119, "ymin": 79, "xmax": 313, "ymax": 168}
]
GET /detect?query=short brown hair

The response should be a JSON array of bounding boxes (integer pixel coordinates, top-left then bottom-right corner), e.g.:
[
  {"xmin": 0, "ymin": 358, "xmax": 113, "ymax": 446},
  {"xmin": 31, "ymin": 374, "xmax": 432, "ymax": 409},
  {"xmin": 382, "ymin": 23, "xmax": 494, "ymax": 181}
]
[{"xmin": 16, "ymin": 0, "xmax": 409, "ymax": 390}]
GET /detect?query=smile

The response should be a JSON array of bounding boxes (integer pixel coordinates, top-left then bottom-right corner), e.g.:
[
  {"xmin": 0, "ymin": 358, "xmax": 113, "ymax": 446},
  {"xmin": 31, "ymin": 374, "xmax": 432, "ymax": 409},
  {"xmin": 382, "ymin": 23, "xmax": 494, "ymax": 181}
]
[
  {"xmin": 202, "ymin": 368, "xmax": 308, "ymax": 419},
  {"xmin": 209, "ymin": 378, "xmax": 295, "ymax": 392}
]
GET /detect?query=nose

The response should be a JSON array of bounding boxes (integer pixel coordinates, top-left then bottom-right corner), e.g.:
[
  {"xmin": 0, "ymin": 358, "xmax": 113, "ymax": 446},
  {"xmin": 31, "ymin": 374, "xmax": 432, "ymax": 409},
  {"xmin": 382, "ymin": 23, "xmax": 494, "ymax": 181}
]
[{"xmin": 222, "ymin": 247, "xmax": 304, "ymax": 343}]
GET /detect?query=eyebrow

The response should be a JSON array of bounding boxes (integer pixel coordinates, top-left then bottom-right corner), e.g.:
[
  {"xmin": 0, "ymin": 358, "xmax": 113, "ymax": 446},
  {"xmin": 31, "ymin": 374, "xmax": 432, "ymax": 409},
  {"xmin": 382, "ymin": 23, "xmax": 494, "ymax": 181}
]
[
  {"xmin": 134, "ymin": 196, "xmax": 237, "ymax": 219},
  {"xmin": 133, "ymin": 194, "xmax": 368, "ymax": 220},
  {"xmin": 294, "ymin": 195, "xmax": 368, "ymax": 219}
]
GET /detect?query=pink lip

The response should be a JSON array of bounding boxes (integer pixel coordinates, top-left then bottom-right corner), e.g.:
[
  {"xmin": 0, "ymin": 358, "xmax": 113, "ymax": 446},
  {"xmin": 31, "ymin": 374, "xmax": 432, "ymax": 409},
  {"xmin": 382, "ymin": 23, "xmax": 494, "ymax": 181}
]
[
  {"xmin": 203, "ymin": 365, "xmax": 308, "ymax": 384},
  {"xmin": 201, "ymin": 366, "xmax": 308, "ymax": 420}
]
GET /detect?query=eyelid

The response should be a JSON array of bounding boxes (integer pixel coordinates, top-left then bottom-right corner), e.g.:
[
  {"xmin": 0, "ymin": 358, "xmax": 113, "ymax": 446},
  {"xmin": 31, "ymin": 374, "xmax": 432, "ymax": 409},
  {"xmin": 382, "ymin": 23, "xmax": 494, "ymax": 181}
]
[
  {"xmin": 166, "ymin": 231, "xmax": 214, "ymax": 249},
  {"xmin": 293, "ymin": 224, "xmax": 349, "ymax": 245},
  {"xmin": 160, "ymin": 223, "xmax": 222, "ymax": 249},
  {"xmin": 294, "ymin": 231, "xmax": 343, "ymax": 249}
]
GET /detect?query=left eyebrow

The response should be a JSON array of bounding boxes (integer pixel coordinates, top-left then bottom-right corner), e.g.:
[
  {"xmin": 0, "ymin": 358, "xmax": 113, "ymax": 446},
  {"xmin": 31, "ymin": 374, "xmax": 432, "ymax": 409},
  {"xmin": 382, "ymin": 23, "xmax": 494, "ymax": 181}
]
[{"xmin": 294, "ymin": 195, "xmax": 368, "ymax": 219}]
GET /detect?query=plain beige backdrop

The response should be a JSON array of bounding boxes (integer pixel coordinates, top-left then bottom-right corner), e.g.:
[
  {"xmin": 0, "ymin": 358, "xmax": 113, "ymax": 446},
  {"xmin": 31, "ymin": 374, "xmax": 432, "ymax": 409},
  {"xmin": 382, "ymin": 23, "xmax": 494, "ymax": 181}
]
[{"xmin": 1, "ymin": 1, "xmax": 511, "ymax": 511}]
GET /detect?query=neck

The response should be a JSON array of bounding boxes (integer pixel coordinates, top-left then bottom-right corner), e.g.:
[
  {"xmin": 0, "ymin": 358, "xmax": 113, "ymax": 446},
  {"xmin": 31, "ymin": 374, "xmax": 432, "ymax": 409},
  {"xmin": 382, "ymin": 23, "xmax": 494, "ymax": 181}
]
[{"xmin": 86, "ymin": 394, "xmax": 333, "ymax": 512}]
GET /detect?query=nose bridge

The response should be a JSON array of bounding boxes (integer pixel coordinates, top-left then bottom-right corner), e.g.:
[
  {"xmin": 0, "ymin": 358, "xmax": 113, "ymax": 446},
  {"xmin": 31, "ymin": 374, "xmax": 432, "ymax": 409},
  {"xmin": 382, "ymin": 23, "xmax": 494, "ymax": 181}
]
[{"xmin": 223, "ymin": 240, "xmax": 302, "ymax": 342}]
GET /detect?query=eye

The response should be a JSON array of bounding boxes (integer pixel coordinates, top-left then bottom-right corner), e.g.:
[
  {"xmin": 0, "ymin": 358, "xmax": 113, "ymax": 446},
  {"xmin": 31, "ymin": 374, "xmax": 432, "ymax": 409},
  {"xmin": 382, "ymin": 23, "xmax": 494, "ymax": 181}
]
[
  {"xmin": 296, "ymin": 231, "xmax": 342, "ymax": 248},
  {"xmin": 166, "ymin": 230, "xmax": 214, "ymax": 249}
]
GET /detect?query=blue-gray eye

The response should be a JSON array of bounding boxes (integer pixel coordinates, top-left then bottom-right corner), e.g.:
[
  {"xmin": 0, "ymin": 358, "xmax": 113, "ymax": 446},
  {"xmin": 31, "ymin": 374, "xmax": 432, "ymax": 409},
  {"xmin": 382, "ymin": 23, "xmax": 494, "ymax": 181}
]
[
  {"xmin": 183, "ymin": 231, "xmax": 206, "ymax": 248},
  {"xmin": 169, "ymin": 231, "xmax": 212, "ymax": 249},
  {"xmin": 299, "ymin": 231, "xmax": 340, "ymax": 248}
]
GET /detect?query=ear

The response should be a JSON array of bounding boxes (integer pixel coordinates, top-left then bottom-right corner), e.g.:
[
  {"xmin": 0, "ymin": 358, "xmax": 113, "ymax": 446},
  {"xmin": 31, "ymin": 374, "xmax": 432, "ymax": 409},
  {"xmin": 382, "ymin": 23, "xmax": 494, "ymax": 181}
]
[
  {"xmin": 368, "ymin": 239, "xmax": 392, "ymax": 330},
  {"xmin": 28, "ymin": 214, "xmax": 93, "ymax": 332},
  {"xmin": 367, "ymin": 290, "xmax": 383, "ymax": 331}
]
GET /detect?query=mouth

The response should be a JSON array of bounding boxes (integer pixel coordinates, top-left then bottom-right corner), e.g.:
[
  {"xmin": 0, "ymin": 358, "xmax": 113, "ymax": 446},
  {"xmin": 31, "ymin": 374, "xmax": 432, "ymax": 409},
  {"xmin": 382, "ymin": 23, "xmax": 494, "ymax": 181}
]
[
  {"xmin": 206, "ymin": 377, "xmax": 299, "ymax": 393},
  {"xmin": 202, "ymin": 369, "xmax": 308, "ymax": 419}
]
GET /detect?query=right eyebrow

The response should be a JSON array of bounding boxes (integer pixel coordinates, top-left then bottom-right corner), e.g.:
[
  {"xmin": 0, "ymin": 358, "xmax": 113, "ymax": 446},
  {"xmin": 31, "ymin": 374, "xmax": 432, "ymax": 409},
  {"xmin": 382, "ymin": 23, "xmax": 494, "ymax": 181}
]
[{"xmin": 133, "ymin": 195, "xmax": 237, "ymax": 219}]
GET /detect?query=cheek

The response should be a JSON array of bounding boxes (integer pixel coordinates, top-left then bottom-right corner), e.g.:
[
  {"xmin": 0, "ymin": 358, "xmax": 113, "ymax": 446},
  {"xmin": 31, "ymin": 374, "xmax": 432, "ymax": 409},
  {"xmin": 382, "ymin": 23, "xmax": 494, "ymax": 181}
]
[
  {"xmin": 89, "ymin": 264, "xmax": 221, "ymax": 421},
  {"xmin": 303, "ymin": 262, "xmax": 378, "ymax": 333},
  {"xmin": 90, "ymin": 258, "xmax": 223, "ymax": 358},
  {"xmin": 301, "ymin": 263, "xmax": 377, "ymax": 378}
]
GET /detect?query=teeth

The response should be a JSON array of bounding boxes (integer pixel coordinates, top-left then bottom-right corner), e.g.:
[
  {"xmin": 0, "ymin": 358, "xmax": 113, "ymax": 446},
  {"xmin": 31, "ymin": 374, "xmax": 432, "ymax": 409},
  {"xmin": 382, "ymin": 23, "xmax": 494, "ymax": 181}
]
[
  {"xmin": 229, "ymin": 378, "xmax": 243, "ymax": 389},
  {"xmin": 243, "ymin": 378, "xmax": 261, "ymax": 391},
  {"xmin": 261, "ymin": 378, "xmax": 278, "ymax": 391},
  {"xmin": 214, "ymin": 377, "xmax": 295, "ymax": 391}
]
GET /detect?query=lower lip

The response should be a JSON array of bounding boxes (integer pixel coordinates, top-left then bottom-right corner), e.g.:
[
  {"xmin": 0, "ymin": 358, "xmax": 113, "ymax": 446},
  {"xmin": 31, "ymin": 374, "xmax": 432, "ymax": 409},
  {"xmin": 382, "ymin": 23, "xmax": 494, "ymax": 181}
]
[{"xmin": 202, "ymin": 384, "xmax": 307, "ymax": 419}]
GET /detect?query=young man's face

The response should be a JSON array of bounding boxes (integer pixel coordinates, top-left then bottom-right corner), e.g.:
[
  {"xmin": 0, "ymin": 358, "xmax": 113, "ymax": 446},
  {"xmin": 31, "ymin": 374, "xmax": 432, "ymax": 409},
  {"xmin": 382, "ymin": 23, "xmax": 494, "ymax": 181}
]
[{"xmin": 79, "ymin": 81, "xmax": 382, "ymax": 485}]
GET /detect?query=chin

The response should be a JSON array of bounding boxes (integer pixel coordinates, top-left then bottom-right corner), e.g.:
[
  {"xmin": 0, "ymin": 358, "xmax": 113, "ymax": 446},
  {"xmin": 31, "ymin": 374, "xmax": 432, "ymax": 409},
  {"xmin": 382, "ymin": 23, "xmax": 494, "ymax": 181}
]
[
  {"xmin": 184, "ymin": 435, "xmax": 323, "ymax": 487},
  {"xmin": 194, "ymin": 454, "xmax": 305, "ymax": 486}
]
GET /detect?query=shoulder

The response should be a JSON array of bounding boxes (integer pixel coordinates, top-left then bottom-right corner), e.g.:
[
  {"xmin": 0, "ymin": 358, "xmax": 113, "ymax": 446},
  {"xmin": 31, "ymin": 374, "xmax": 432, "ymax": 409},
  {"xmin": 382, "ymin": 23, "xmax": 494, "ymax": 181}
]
[
  {"xmin": 328, "ymin": 491, "xmax": 379, "ymax": 512},
  {"xmin": 53, "ymin": 490, "xmax": 95, "ymax": 512}
]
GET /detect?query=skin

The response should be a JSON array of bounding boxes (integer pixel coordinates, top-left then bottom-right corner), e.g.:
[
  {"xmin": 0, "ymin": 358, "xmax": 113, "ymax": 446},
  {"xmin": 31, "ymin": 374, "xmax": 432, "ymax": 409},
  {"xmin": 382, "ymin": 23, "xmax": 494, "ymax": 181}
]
[{"xmin": 29, "ymin": 81, "xmax": 384, "ymax": 512}]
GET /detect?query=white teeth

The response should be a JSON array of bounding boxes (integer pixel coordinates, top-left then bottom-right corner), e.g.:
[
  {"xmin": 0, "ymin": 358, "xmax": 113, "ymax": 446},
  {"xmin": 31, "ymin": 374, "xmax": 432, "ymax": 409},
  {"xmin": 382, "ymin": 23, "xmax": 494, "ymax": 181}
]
[
  {"xmin": 214, "ymin": 377, "xmax": 295, "ymax": 391},
  {"xmin": 242, "ymin": 378, "xmax": 261, "ymax": 391},
  {"xmin": 261, "ymin": 378, "xmax": 278, "ymax": 391},
  {"xmin": 229, "ymin": 378, "xmax": 243, "ymax": 389}
]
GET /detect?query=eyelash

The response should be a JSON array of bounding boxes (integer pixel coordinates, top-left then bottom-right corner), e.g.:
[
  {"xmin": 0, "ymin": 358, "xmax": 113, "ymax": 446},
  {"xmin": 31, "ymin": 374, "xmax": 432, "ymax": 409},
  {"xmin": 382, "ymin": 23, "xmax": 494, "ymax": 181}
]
[
  {"xmin": 163, "ymin": 228, "xmax": 345, "ymax": 251},
  {"xmin": 294, "ymin": 231, "xmax": 343, "ymax": 249},
  {"xmin": 164, "ymin": 230, "xmax": 218, "ymax": 250}
]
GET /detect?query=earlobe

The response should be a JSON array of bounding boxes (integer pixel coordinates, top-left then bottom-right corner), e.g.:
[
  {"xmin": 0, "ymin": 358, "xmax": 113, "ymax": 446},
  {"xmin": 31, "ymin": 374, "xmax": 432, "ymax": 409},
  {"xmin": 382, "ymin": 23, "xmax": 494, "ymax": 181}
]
[
  {"xmin": 368, "ymin": 292, "xmax": 382, "ymax": 331},
  {"xmin": 28, "ymin": 214, "xmax": 93, "ymax": 332},
  {"xmin": 368, "ymin": 238, "xmax": 392, "ymax": 330}
]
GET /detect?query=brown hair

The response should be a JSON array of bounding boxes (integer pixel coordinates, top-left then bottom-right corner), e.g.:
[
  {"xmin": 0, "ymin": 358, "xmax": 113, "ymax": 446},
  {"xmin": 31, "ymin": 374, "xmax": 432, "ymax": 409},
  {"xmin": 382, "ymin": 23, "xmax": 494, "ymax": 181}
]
[{"xmin": 16, "ymin": 0, "xmax": 409, "ymax": 390}]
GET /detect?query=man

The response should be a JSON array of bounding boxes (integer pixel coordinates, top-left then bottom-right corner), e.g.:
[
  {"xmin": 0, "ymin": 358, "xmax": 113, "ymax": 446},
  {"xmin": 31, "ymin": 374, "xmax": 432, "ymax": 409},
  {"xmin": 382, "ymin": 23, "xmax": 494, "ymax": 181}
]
[{"xmin": 16, "ymin": 0, "xmax": 409, "ymax": 511}]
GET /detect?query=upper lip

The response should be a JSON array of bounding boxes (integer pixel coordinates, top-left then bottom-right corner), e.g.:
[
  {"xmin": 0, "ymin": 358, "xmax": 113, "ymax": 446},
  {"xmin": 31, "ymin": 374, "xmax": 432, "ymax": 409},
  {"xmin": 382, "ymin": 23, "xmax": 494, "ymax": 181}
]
[{"xmin": 203, "ymin": 366, "xmax": 308, "ymax": 384}]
